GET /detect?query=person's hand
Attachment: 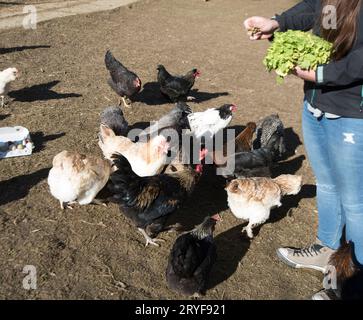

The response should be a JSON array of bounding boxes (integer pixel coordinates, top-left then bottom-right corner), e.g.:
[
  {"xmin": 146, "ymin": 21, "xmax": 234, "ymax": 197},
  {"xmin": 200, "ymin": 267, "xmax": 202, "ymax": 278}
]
[
  {"xmin": 243, "ymin": 16, "xmax": 279, "ymax": 40},
  {"xmin": 293, "ymin": 67, "xmax": 316, "ymax": 82}
]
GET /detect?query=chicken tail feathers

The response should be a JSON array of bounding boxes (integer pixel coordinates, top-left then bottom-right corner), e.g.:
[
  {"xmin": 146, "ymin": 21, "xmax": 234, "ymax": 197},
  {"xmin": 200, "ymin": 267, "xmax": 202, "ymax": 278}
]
[
  {"xmin": 105, "ymin": 50, "xmax": 125, "ymax": 72},
  {"xmin": 109, "ymin": 153, "xmax": 144, "ymax": 206}
]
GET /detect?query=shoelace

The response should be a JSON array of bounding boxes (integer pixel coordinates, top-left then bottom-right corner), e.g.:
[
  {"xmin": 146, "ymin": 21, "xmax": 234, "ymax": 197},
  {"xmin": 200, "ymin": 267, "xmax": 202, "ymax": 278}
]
[{"xmin": 293, "ymin": 245, "xmax": 323, "ymax": 257}]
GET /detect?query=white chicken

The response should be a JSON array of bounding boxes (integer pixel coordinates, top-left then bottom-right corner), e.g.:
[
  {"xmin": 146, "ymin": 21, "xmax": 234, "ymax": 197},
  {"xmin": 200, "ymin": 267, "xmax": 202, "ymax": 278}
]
[
  {"xmin": 225, "ymin": 174, "xmax": 302, "ymax": 238},
  {"xmin": 0, "ymin": 68, "xmax": 19, "ymax": 107},
  {"xmin": 98, "ymin": 124, "xmax": 170, "ymax": 177},
  {"xmin": 187, "ymin": 104, "xmax": 237, "ymax": 139},
  {"xmin": 48, "ymin": 150, "xmax": 112, "ymax": 209}
]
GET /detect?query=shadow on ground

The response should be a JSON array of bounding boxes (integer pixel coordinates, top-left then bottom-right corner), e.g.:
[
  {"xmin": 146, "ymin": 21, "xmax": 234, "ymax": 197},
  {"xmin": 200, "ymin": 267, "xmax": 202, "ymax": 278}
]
[
  {"xmin": 134, "ymin": 82, "xmax": 229, "ymax": 106},
  {"xmin": 0, "ymin": 45, "xmax": 51, "ymax": 55},
  {"xmin": 0, "ymin": 167, "xmax": 50, "ymax": 206},
  {"xmin": 9, "ymin": 81, "xmax": 82, "ymax": 102}
]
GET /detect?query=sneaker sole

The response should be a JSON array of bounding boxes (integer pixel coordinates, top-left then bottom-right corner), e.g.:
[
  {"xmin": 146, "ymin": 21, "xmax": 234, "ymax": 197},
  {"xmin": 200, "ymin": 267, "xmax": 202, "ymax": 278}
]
[{"xmin": 276, "ymin": 249, "xmax": 327, "ymax": 273}]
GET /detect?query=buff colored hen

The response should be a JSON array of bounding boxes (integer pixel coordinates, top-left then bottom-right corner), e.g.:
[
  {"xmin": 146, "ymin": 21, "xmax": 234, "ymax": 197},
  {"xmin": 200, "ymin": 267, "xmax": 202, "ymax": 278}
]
[
  {"xmin": 226, "ymin": 174, "xmax": 302, "ymax": 238},
  {"xmin": 48, "ymin": 150, "xmax": 112, "ymax": 209}
]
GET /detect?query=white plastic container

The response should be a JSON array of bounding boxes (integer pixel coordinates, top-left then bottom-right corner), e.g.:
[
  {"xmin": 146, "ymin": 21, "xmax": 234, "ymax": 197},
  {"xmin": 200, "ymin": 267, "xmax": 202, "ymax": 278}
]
[{"xmin": 0, "ymin": 126, "xmax": 34, "ymax": 159}]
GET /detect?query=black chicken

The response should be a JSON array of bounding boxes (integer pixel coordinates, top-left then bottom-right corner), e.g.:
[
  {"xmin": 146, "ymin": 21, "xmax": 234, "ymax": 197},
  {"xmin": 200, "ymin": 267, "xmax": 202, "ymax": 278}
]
[
  {"xmin": 108, "ymin": 151, "xmax": 207, "ymax": 247},
  {"xmin": 166, "ymin": 214, "xmax": 220, "ymax": 297},
  {"xmin": 157, "ymin": 65, "xmax": 200, "ymax": 102},
  {"xmin": 218, "ymin": 130, "xmax": 283, "ymax": 178},
  {"xmin": 105, "ymin": 50, "xmax": 141, "ymax": 108},
  {"xmin": 100, "ymin": 106, "xmax": 129, "ymax": 137}
]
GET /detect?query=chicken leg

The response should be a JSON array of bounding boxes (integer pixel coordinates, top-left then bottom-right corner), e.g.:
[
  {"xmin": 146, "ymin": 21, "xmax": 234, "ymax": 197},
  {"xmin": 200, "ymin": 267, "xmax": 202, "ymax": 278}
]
[
  {"xmin": 1, "ymin": 95, "xmax": 5, "ymax": 108},
  {"xmin": 119, "ymin": 96, "xmax": 131, "ymax": 109},
  {"xmin": 138, "ymin": 228, "xmax": 165, "ymax": 247}
]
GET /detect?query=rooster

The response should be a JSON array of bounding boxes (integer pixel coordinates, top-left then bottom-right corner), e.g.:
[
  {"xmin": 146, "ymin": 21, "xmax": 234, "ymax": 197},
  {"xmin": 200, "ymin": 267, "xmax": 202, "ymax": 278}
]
[
  {"xmin": 105, "ymin": 50, "xmax": 141, "ymax": 108},
  {"xmin": 48, "ymin": 151, "xmax": 112, "ymax": 209},
  {"xmin": 0, "ymin": 68, "xmax": 19, "ymax": 107},
  {"xmin": 188, "ymin": 104, "xmax": 237, "ymax": 140},
  {"xmin": 108, "ymin": 149, "xmax": 208, "ymax": 246},
  {"xmin": 166, "ymin": 214, "xmax": 220, "ymax": 297},
  {"xmin": 225, "ymin": 174, "xmax": 302, "ymax": 238},
  {"xmin": 157, "ymin": 65, "xmax": 200, "ymax": 102},
  {"xmin": 100, "ymin": 106, "xmax": 129, "ymax": 137},
  {"xmin": 98, "ymin": 124, "xmax": 170, "ymax": 177}
]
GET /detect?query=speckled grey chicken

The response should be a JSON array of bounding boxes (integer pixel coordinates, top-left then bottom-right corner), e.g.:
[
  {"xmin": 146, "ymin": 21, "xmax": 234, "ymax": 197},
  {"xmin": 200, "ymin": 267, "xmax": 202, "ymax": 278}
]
[
  {"xmin": 254, "ymin": 114, "xmax": 286, "ymax": 160},
  {"xmin": 100, "ymin": 106, "xmax": 129, "ymax": 137}
]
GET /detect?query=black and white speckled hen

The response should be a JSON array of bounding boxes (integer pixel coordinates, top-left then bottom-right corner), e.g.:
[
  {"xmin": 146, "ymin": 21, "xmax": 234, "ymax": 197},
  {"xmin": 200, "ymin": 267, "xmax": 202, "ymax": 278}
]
[
  {"xmin": 157, "ymin": 65, "xmax": 200, "ymax": 102},
  {"xmin": 105, "ymin": 50, "xmax": 141, "ymax": 108},
  {"xmin": 166, "ymin": 214, "xmax": 220, "ymax": 297},
  {"xmin": 254, "ymin": 114, "xmax": 286, "ymax": 160}
]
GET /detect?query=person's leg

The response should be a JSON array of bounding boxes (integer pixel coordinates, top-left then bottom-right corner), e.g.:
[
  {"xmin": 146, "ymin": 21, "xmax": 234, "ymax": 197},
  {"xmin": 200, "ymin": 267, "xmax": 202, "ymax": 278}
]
[
  {"xmin": 277, "ymin": 101, "xmax": 341, "ymax": 272},
  {"xmin": 326, "ymin": 117, "xmax": 363, "ymax": 265},
  {"xmin": 302, "ymin": 106, "xmax": 344, "ymax": 249}
]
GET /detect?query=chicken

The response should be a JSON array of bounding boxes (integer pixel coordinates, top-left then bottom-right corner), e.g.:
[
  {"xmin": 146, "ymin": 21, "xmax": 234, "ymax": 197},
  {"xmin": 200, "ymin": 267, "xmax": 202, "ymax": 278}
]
[
  {"xmin": 254, "ymin": 114, "xmax": 286, "ymax": 160},
  {"xmin": 225, "ymin": 174, "xmax": 302, "ymax": 238},
  {"xmin": 217, "ymin": 128, "xmax": 282, "ymax": 178},
  {"xmin": 143, "ymin": 102, "xmax": 192, "ymax": 137},
  {"xmin": 98, "ymin": 124, "xmax": 170, "ymax": 177},
  {"xmin": 0, "ymin": 68, "xmax": 19, "ymax": 107},
  {"xmin": 188, "ymin": 104, "xmax": 237, "ymax": 140},
  {"xmin": 100, "ymin": 106, "xmax": 129, "ymax": 137},
  {"xmin": 323, "ymin": 242, "xmax": 363, "ymax": 300},
  {"xmin": 157, "ymin": 65, "xmax": 200, "ymax": 102},
  {"xmin": 166, "ymin": 214, "xmax": 220, "ymax": 297},
  {"xmin": 108, "ymin": 149, "xmax": 208, "ymax": 246},
  {"xmin": 105, "ymin": 50, "xmax": 141, "ymax": 108},
  {"xmin": 213, "ymin": 122, "xmax": 256, "ymax": 166},
  {"xmin": 48, "ymin": 150, "xmax": 112, "ymax": 210}
]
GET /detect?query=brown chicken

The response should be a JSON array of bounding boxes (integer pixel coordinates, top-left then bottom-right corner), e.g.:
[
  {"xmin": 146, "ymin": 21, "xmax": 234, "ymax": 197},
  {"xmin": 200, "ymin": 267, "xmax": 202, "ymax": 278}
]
[
  {"xmin": 47, "ymin": 151, "xmax": 112, "ymax": 209},
  {"xmin": 98, "ymin": 124, "xmax": 170, "ymax": 177},
  {"xmin": 213, "ymin": 122, "xmax": 256, "ymax": 166}
]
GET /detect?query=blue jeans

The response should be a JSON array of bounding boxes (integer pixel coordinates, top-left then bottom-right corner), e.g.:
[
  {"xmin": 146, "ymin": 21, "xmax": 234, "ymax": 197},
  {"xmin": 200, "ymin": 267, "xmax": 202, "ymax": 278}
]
[{"xmin": 302, "ymin": 100, "xmax": 363, "ymax": 264}]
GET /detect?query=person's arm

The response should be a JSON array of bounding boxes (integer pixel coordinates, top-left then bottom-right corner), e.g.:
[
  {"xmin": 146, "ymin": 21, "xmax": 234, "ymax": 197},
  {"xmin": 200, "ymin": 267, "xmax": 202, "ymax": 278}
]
[
  {"xmin": 316, "ymin": 47, "xmax": 363, "ymax": 86},
  {"xmin": 275, "ymin": 0, "xmax": 318, "ymax": 32}
]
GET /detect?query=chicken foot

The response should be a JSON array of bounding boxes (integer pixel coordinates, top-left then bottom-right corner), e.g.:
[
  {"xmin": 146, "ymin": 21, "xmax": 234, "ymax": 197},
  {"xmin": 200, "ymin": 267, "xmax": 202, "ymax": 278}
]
[
  {"xmin": 1, "ymin": 95, "xmax": 6, "ymax": 108},
  {"xmin": 138, "ymin": 228, "xmax": 165, "ymax": 247},
  {"xmin": 91, "ymin": 199, "xmax": 108, "ymax": 207},
  {"xmin": 119, "ymin": 96, "xmax": 132, "ymax": 109},
  {"xmin": 60, "ymin": 201, "xmax": 77, "ymax": 210}
]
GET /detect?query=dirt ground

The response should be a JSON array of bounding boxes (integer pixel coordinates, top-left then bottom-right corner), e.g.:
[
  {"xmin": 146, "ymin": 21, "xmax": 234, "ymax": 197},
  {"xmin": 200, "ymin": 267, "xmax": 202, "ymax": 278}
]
[{"xmin": 0, "ymin": 0, "xmax": 323, "ymax": 300}]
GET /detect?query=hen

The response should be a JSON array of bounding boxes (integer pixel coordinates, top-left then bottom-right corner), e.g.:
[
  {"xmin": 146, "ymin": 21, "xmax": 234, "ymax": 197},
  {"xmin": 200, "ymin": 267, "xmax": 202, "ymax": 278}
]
[
  {"xmin": 108, "ymin": 150, "xmax": 208, "ymax": 246},
  {"xmin": 225, "ymin": 174, "xmax": 302, "ymax": 238},
  {"xmin": 323, "ymin": 242, "xmax": 363, "ymax": 300},
  {"xmin": 48, "ymin": 150, "xmax": 112, "ymax": 209},
  {"xmin": 217, "ymin": 128, "xmax": 282, "ymax": 178},
  {"xmin": 213, "ymin": 122, "xmax": 256, "ymax": 166},
  {"xmin": 157, "ymin": 65, "xmax": 200, "ymax": 102},
  {"xmin": 0, "ymin": 68, "xmax": 19, "ymax": 107},
  {"xmin": 105, "ymin": 50, "xmax": 141, "ymax": 108},
  {"xmin": 100, "ymin": 106, "xmax": 129, "ymax": 137},
  {"xmin": 98, "ymin": 124, "xmax": 169, "ymax": 177},
  {"xmin": 166, "ymin": 214, "xmax": 220, "ymax": 297},
  {"xmin": 254, "ymin": 114, "xmax": 286, "ymax": 160},
  {"xmin": 188, "ymin": 104, "xmax": 237, "ymax": 140}
]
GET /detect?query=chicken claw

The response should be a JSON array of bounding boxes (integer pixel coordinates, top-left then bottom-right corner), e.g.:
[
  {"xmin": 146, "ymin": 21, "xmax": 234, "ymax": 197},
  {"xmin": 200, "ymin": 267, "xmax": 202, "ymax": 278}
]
[
  {"xmin": 92, "ymin": 199, "xmax": 108, "ymax": 207},
  {"xmin": 138, "ymin": 228, "xmax": 165, "ymax": 247},
  {"xmin": 119, "ymin": 96, "xmax": 131, "ymax": 108}
]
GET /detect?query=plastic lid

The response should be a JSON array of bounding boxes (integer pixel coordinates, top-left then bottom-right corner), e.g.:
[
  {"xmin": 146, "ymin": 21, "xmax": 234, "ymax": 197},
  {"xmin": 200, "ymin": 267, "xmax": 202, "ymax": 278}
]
[{"xmin": 0, "ymin": 126, "xmax": 30, "ymax": 142}]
